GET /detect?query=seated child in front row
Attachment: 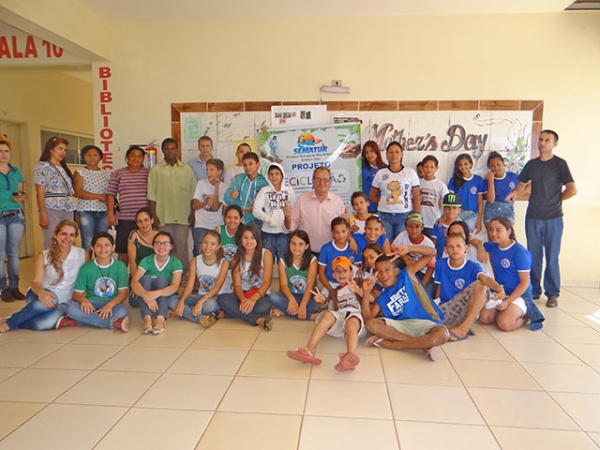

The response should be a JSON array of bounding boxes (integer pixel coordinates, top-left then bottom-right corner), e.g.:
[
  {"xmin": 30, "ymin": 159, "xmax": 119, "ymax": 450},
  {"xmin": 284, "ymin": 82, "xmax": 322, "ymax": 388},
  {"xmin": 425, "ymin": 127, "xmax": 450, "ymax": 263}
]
[
  {"xmin": 287, "ymin": 256, "xmax": 367, "ymax": 372},
  {"xmin": 68, "ymin": 232, "xmax": 130, "ymax": 332},
  {"xmin": 270, "ymin": 230, "xmax": 320, "ymax": 321},
  {"xmin": 170, "ymin": 230, "xmax": 230, "ymax": 328},
  {"xmin": 318, "ymin": 217, "xmax": 361, "ymax": 295}
]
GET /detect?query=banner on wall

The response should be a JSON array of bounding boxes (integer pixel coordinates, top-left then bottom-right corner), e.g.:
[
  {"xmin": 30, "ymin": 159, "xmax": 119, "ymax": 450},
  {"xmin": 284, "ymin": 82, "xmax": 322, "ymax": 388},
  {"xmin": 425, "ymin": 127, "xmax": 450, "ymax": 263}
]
[{"xmin": 258, "ymin": 123, "xmax": 361, "ymax": 205}]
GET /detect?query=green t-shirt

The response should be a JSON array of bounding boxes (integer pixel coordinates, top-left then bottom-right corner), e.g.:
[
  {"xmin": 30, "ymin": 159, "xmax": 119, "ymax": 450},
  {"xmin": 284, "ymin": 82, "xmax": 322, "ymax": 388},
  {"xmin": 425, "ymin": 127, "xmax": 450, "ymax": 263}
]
[
  {"xmin": 283, "ymin": 255, "xmax": 316, "ymax": 294},
  {"xmin": 74, "ymin": 259, "xmax": 128, "ymax": 302},
  {"xmin": 0, "ymin": 165, "xmax": 24, "ymax": 211},
  {"xmin": 138, "ymin": 254, "xmax": 183, "ymax": 283}
]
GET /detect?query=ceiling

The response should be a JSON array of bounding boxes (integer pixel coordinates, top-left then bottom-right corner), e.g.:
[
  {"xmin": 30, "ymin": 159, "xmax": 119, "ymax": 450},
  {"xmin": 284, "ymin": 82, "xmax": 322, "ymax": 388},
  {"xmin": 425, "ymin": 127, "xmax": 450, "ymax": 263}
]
[{"xmin": 77, "ymin": 0, "xmax": 583, "ymax": 23}]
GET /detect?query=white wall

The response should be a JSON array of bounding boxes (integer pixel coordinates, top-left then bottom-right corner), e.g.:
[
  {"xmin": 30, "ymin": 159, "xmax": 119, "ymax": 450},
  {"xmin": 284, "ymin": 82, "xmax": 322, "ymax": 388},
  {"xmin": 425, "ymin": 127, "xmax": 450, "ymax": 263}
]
[{"xmin": 95, "ymin": 12, "xmax": 600, "ymax": 285}]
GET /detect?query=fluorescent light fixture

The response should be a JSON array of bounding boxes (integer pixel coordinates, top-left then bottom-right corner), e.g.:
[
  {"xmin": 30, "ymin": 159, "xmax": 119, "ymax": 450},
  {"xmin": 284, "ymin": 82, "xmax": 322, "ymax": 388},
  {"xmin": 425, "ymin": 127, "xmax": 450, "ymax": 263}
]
[{"xmin": 320, "ymin": 85, "xmax": 350, "ymax": 94}]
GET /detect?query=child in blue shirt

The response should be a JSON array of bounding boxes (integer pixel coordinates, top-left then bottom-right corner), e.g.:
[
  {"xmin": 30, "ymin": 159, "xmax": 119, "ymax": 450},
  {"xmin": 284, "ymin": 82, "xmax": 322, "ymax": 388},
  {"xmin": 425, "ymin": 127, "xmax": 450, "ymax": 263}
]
[
  {"xmin": 224, "ymin": 152, "xmax": 268, "ymax": 225},
  {"xmin": 319, "ymin": 217, "xmax": 361, "ymax": 294},
  {"xmin": 448, "ymin": 153, "xmax": 486, "ymax": 235},
  {"xmin": 483, "ymin": 151, "xmax": 520, "ymax": 235}
]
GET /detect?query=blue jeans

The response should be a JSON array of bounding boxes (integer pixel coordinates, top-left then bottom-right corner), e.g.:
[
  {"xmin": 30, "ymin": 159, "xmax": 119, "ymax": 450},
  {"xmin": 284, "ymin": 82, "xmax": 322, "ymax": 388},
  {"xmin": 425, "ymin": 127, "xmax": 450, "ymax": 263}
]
[
  {"xmin": 261, "ymin": 232, "xmax": 288, "ymax": 262},
  {"xmin": 525, "ymin": 217, "xmax": 563, "ymax": 299},
  {"xmin": 269, "ymin": 291, "xmax": 319, "ymax": 320},
  {"xmin": 138, "ymin": 275, "xmax": 176, "ymax": 320},
  {"xmin": 78, "ymin": 210, "xmax": 108, "ymax": 252},
  {"xmin": 67, "ymin": 300, "xmax": 128, "ymax": 329},
  {"xmin": 192, "ymin": 227, "xmax": 211, "ymax": 257},
  {"xmin": 458, "ymin": 210, "xmax": 478, "ymax": 234},
  {"xmin": 217, "ymin": 292, "xmax": 271, "ymax": 326},
  {"xmin": 0, "ymin": 210, "xmax": 24, "ymax": 289},
  {"xmin": 6, "ymin": 289, "xmax": 71, "ymax": 331},
  {"xmin": 167, "ymin": 294, "xmax": 220, "ymax": 323},
  {"xmin": 378, "ymin": 211, "xmax": 408, "ymax": 242}
]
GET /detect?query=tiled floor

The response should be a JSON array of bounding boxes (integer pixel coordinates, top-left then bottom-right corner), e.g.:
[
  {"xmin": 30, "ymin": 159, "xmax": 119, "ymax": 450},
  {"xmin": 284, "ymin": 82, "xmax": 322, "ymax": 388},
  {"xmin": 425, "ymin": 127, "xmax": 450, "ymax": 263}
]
[{"xmin": 1, "ymin": 259, "xmax": 600, "ymax": 449}]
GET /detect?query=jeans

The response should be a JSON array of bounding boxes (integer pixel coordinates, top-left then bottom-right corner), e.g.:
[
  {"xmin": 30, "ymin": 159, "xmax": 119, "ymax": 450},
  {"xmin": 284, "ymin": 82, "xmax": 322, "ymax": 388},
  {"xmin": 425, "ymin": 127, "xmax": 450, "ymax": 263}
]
[
  {"xmin": 6, "ymin": 289, "xmax": 71, "ymax": 331},
  {"xmin": 261, "ymin": 232, "xmax": 288, "ymax": 262},
  {"xmin": 525, "ymin": 217, "xmax": 563, "ymax": 299},
  {"xmin": 167, "ymin": 294, "xmax": 220, "ymax": 323},
  {"xmin": 0, "ymin": 210, "xmax": 24, "ymax": 289},
  {"xmin": 67, "ymin": 300, "xmax": 128, "ymax": 329},
  {"xmin": 138, "ymin": 275, "xmax": 176, "ymax": 319},
  {"xmin": 217, "ymin": 292, "xmax": 272, "ymax": 326},
  {"xmin": 192, "ymin": 227, "xmax": 211, "ymax": 257},
  {"xmin": 378, "ymin": 211, "xmax": 408, "ymax": 242},
  {"xmin": 78, "ymin": 210, "xmax": 108, "ymax": 252},
  {"xmin": 269, "ymin": 291, "xmax": 319, "ymax": 320}
]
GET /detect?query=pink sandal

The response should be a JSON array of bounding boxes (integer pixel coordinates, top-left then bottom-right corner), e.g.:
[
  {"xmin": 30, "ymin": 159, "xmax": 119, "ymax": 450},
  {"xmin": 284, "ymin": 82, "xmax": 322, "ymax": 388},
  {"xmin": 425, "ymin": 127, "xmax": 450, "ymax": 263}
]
[
  {"xmin": 335, "ymin": 351, "xmax": 360, "ymax": 372},
  {"xmin": 286, "ymin": 348, "xmax": 322, "ymax": 365}
]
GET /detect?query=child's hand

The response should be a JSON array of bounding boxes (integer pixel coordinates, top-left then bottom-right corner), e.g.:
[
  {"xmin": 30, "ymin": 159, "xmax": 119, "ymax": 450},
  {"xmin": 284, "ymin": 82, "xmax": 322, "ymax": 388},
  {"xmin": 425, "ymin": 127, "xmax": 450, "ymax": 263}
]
[
  {"xmin": 350, "ymin": 223, "xmax": 359, "ymax": 233},
  {"xmin": 486, "ymin": 171, "xmax": 495, "ymax": 182},
  {"xmin": 282, "ymin": 200, "xmax": 292, "ymax": 218},
  {"xmin": 311, "ymin": 287, "xmax": 327, "ymax": 305},
  {"xmin": 347, "ymin": 278, "xmax": 360, "ymax": 294},
  {"xmin": 361, "ymin": 270, "xmax": 377, "ymax": 292},
  {"xmin": 389, "ymin": 245, "xmax": 408, "ymax": 259},
  {"xmin": 174, "ymin": 301, "xmax": 185, "ymax": 317},
  {"xmin": 230, "ymin": 187, "xmax": 239, "ymax": 199}
]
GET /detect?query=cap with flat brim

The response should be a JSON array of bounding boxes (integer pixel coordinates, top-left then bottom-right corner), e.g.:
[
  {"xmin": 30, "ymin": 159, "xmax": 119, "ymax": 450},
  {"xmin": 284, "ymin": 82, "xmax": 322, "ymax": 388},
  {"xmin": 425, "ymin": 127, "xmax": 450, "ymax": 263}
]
[{"xmin": 442, "ymin": 192, "xmax": 462, "ymax": 207}]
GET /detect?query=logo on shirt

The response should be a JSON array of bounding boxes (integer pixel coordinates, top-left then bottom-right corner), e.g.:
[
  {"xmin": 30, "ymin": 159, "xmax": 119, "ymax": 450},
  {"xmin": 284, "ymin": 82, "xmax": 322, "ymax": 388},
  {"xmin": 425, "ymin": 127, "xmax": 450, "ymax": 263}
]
[
  {"xmin": 198, "ymin": 275, "xmax": 216, "ymax": 294},
  {"xmin": 454, "ymin": 278, "xmax": 466, "ymax": 290},
  {"xmin": 381, "ymin": 173, "xmax": 389, "ymax": 181},
  {"xmin": 500, "ymin": 258, "xmax": 511, "ymax": 269},
  {"xmin": 289, "ymin": 275, "xmax": 307, "ymax": 294},
  {"xmin": 387, "ymin": 286, "xmax": 410, "ymax": 316},
  {"xmin": 509, "ymin": 182, "xmax": 516, "ymax": 189},
  {"xmin": 94, "ymin": 278, "xmax": 116, "ymax": 298},
  {"xmin": 470, "ymin": 186, "xmax": 477, "ymax": 195}
]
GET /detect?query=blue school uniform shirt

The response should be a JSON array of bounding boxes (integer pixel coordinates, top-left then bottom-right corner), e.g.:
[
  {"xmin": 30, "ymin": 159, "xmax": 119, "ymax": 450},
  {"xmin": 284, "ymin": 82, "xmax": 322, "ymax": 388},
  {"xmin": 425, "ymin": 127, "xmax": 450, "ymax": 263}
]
[
  {"xmin": 362, "ymin": 164, "xmax": 380, "ymax": 213},
  {"xmin": 483, "ymin": 241, "xmax": 532, "ymax": 295},
  {"xmin": 448, "ymin": 174, "xmax": 485, "ymax": 213},
  {"xmin": 354, "ymin": 233, "xmax": 387, "ymax": 256},
  {"xmin": 483, "ymin": 172, "xmax": 520, "ymax": 203},
  {"xmin": 318, "ymin": 241, "xmax": 361, "ymax": 284},
  {"xmin": 434, "ymin": 258, "xmax": 483, "ymax": 304},
  {"xmin": 376, "ymin": 269, "xmax": 444, "ymax": 323},
  {"xmin": 432, "ymin": 222, "xmax": 449, "ymax": 259}
]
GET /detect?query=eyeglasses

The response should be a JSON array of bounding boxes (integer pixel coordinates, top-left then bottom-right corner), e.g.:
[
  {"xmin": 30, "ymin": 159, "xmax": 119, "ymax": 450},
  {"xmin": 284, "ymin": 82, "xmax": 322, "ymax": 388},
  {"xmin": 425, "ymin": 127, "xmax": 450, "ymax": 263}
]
[
  {"xmin": 153, "ymin": 241, "xmax": 172, "ymax": 247},
  {"xmin": 313, "ymin": 177, "xmax": 331, "ymax": 183}
]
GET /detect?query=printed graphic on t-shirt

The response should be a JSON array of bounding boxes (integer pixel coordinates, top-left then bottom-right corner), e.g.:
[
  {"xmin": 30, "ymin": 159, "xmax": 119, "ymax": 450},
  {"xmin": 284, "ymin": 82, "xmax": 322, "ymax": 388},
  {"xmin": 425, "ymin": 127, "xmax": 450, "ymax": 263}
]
[
  {"xmin": 289, "ymin": 275, "xmax": 307, "ymax": 294},
  {"xmin": 386, "ymin": 286, "xmax": 410, "ymax": 316},
  {"xmin": 385, "ymin": 180, "xmax": 410, "ymax": 208},
  {"xmin": 266, "ymin": 190, "xmax": 289, "ymax": 211},
  {"xmin": 94, "ymin": 277, "xmax": 116, "ymax": 298},
  {"xmin": 420, "ymin": 187, "xmax": 436, "ymax": 207},
  {"xmin": 198, "ymin": 274, "xmax": 216, "ymax": 294}
]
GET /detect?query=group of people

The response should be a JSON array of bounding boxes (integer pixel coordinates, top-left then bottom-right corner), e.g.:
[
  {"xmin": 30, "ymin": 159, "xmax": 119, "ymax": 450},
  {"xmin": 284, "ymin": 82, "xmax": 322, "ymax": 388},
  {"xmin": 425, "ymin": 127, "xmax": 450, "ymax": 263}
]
[{"xmin": 0, "ymin": 130, "xmax": 576, "ymax": 372}]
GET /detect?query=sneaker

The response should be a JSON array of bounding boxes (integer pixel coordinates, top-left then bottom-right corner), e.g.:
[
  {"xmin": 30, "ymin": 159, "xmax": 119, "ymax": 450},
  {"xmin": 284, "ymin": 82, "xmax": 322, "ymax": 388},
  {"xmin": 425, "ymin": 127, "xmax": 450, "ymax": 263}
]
[
  {"xmin": 0, "ymin": 289, "xmax": 15, "ymax": 303},
  {"xmin": 200, "ymin": 311, "xmax": 219, "ymax": 328},
  {"xmin": 55, "ymin": 316, "xmax": 78, "ymax": 330},
  {"xmin": 10, "ymin": 288, "xmax": 26, "ymax": 300},
  {"xmin": 112, "ymin": 316, "xmax": 130, "ymax": 332}
]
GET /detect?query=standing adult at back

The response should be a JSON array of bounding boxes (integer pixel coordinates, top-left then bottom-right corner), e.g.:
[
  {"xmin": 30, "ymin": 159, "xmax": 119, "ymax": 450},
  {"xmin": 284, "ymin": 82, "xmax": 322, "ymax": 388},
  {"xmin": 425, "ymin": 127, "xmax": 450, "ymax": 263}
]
[
  {"xmin": 188, "ymin": 135, "xmax": 214, "ymax": 181},
  {"xmin": 290, "ymin": 167, "xmax": 346, "ymax": 254},
  {"xmin": 148, "ymin": 138, "xmax": 197, "ymax": 269},
  {"xmin": 506, "ymin": 130, "xmax": 576, "ymax": 308}
]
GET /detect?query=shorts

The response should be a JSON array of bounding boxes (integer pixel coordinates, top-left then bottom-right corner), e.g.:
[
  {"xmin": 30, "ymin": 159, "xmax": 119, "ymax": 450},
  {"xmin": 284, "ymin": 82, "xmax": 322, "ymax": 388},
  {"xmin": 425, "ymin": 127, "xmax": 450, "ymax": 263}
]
[
  {"xmin": 317, "ymin": 309, "xmax": 366, "ymax": 339},
  {"xmin": 484, "ymin": 201, "xmax": 515, "ymax": 223},
  {"xmin": 115, "ymin": 219, "xmax": 137, "ymax": 254},
  {"xmin": 510, "ymin": 297, "xmax": 527, "ymax": 315},
  {"xmin": 438, "ymin": 281, "xmax": 491, "ymax": 327},
  {"xmin": 383, "ymin": 318, "xmax": 445, "ymax": 338}
]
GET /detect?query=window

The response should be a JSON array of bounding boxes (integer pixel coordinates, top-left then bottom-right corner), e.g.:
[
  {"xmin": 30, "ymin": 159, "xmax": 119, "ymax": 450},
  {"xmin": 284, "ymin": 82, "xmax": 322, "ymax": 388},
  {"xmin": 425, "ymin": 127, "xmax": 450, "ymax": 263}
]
[{"xmin": 40, "ymin": 130, "xmax": 95, "ymax": 165}]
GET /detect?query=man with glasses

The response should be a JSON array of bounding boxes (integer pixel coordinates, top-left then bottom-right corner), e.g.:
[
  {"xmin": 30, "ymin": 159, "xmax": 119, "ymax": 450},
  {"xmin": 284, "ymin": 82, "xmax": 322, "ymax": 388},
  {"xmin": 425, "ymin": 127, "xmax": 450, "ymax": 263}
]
[{"xmin": 290, "ymin": 167, "xmax": 346, "ymax": 254}]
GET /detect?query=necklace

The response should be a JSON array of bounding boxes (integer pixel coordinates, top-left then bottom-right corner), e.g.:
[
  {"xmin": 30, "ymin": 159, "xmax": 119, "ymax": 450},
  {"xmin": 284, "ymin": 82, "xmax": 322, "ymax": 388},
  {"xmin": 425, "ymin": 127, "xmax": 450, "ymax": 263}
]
[{"xmin": 97, "ymin": 260, "xmax": 112, "ymax": 296}]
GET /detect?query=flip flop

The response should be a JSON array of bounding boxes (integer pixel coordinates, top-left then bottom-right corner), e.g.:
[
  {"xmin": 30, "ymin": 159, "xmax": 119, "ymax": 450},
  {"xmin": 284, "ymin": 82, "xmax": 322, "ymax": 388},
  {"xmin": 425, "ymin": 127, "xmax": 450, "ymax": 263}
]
[
  {"xmin": 467, "ymin": 328, "xmax": 476, "ymax": 336},
  {"xmin": 286, "ymin": 349, "xmax": 322, "ymax": 365},
  {"xmin": 448, "ymin": 330, "xmax": 468, "ymax": 342},
  {"xmin": 335, "ymin": 352, "xmax": 360, "ymax": 372},
  {"xmin": 142, "ymin": 326, "xmax": 153, "ymax": 335},
  {"xmin": 366, "ymin": 336, "xmax": 384, "ymax": 348},
  {"xmin": 424, "ymin": 347, "xmax": 438, "ymax": 361}
]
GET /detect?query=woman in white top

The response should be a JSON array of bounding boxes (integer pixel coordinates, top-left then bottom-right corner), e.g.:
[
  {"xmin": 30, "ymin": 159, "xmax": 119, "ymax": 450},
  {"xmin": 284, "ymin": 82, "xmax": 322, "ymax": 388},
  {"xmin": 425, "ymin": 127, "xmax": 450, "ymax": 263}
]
[
  {"xmin": 74, "ymin": 145, "xmax": 111, "ymax": 252},
  {"xmin": 0, "ymin": 220, "xmax": 88, "ymax": 334}
]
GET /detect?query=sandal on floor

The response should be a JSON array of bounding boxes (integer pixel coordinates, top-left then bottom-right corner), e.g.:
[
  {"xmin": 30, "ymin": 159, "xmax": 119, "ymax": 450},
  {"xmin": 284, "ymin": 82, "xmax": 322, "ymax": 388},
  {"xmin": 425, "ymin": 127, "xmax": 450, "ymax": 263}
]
[
  {"xmin": 286, "ymin": 348, "xmax": 322, "ymax": 365},
  {"xmin": 366, "ymin": 336, "xmax": 384, "ymax": 348},
  {"xmin": 270, "ymin": 307, "xmax": 285, "ymax": 318},
  {"xmin": 335, "ymin": 351, "xmax": 360, "ymax": 372},
  {"xmin": 142, "ymin": 326, "xmax": 153, "ymax": 335},
  {"xmin": 262, "ymin": 316, "xmax": 273, "ymax": 331}
]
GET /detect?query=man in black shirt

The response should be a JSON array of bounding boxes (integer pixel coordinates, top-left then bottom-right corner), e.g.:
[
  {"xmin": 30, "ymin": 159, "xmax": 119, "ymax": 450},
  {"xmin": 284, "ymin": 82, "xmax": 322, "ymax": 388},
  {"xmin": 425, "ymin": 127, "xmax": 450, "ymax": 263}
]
[{"xmin": 506, "ymin": 130, "xmax": 576, "ymax": 308}]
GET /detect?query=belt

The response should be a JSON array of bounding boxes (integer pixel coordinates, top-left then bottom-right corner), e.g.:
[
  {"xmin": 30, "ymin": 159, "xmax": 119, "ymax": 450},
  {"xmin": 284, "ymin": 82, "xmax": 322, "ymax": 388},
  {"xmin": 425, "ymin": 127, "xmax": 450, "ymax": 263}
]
[{"xmin": 1, "ymin": 209, "xmax": 21, "ymax": 218}]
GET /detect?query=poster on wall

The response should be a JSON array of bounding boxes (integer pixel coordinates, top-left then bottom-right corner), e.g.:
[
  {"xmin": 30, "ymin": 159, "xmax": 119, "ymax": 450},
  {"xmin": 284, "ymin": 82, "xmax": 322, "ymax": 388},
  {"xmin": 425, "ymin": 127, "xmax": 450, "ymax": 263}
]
[
  {"xmin": 258, "ymin": 123, "xmax": 361, "ymax": 205},
  {"xmin": 271, "ymin": 105, "xmax": 328, "ymax": 129}
]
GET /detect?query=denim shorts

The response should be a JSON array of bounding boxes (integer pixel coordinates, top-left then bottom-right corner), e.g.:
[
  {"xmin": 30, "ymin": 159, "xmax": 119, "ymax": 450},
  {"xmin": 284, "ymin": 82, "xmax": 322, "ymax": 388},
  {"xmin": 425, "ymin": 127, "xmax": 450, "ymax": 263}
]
[{"xmin": 484, "ymin": 201, "xmax": 515, "ymax": 223}]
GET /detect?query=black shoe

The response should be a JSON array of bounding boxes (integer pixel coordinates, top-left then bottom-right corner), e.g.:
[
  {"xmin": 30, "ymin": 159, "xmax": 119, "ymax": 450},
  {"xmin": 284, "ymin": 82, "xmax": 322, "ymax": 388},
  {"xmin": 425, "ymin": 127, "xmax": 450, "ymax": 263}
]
[
  {"xmin": 546, "ymin": 296, "xmax": 558, "ymax": 308},
  {"xmin": 0, "ymin": 289, "xmax": 15, "ymax": 303},
  {"xmin": 10, "ymin": 288, "xmax": 25, "ymax": 300}
]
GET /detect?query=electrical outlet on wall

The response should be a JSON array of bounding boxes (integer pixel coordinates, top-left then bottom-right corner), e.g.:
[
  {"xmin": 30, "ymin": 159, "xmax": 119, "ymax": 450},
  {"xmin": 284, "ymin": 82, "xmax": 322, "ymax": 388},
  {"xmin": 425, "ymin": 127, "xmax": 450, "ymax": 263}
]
[{"xmin": 332, "ymin": 80, "xmax": 342, "ymax": 87}]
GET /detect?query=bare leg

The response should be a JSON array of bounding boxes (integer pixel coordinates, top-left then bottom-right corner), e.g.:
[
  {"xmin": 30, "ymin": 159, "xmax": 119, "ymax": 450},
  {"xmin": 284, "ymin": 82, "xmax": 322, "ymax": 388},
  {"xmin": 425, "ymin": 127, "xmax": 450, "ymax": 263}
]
[
  {"xmin": 366, "ymin": 317, "xmax": 448, "ymax": 351},
  {"xmin": 449, "ymin": 281, "xmax": 487, "ymax": 339},
  {"xmin": 495, "ymin": 304, "xmax": 527, "ymax": 331},
  {"xmin": 306, "ymin": 312, "xmax": 336, "ymax": 353},
  {"xmin": 344, "ymin": 316, "xmax": 361, "ymax": 354}
]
